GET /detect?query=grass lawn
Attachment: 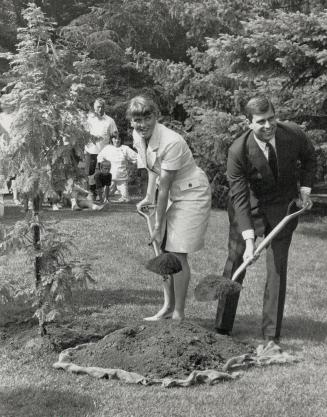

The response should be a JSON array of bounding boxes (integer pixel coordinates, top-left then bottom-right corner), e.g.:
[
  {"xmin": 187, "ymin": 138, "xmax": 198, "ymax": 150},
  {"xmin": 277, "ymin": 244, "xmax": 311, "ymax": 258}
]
[{"xmin": 0, "ymin": 199, "xmax": 326, "ymax": 417}]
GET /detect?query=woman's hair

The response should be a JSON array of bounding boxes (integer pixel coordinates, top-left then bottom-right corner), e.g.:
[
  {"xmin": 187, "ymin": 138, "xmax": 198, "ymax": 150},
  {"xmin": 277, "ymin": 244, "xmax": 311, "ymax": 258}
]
[
  {"xmin": 245, "ymin": 96, "xmax": 275, "ymax": 121},
  {"xmin": 126, "ymin": 95, "xmax": 158, "ymax": 120}
]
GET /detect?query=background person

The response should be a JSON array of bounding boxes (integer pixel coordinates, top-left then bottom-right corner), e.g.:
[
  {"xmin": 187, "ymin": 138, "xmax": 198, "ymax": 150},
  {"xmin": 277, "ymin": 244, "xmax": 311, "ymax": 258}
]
[
  {"xmin": 128, "ymin": 95, "xmax": 211, "ymax": 322},
  {"xmin": 94, "ymin": 160, "xmax": 112, "ymax": 203},
  {"xmin": 63, "ymin": 162, "xmax": 108, "ymax": 211},
  {"xmin": 0, "ymin": 97, "xmax": 17, "ymax": 208},
  {"xmin": 85, "ymin": 98, "xmax": 117, "ymax": 199},
  {"xmin": 97, "ymin": 131, "xmax": 138, "ymax": 202},
  {"xmin": 215, "ymin": 95, "xmax": 316, "ymax": 343}
]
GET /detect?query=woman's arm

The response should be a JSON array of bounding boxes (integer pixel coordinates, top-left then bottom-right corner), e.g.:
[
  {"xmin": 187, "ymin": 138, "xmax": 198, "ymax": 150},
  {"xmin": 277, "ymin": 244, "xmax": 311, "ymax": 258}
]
[
  {"xmin": 152, "ymin": 168, "xmax": 177, "ymax": 239},
  {"xmin": 146, "ymin": 170, "xmax": 158, "ymax": 202},
  {"xmin": 136, "ymin": 169, "xmax": 158, "ymax": 209}
]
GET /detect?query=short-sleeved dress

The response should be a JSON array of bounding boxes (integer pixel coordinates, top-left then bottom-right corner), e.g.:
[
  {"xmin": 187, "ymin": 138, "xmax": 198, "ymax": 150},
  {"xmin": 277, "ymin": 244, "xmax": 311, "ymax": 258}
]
[{"xmin": 133, "ymin": 122, "xmax": 211, "ymax": 253}]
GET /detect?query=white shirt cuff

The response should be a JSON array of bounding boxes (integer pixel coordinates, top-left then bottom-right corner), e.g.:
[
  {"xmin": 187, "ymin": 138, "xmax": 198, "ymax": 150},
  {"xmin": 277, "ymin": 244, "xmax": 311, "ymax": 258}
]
[
  {"xmin": 300, "ymin": 186, "xmax": 311, "ymax": 195},
  {"xmin": 242, "ymin": 229, "xmax": 255, "ymax": 240}
]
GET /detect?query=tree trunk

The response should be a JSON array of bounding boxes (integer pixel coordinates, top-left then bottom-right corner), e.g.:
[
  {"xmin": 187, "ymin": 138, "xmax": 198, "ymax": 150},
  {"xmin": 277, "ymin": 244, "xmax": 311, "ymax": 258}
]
[{"xmin": 32, "ymin": 194, "xmax": 46, "ymax": 336}]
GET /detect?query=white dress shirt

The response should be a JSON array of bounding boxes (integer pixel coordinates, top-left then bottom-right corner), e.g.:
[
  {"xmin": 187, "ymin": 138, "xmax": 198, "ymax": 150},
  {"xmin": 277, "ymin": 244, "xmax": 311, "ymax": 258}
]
[
  {"xmin": 85, "ymin": 113, "xmax": 117, "ymax": 154},
  {"xmin": 97, "ymin": 144, "xmax": 137, "ymax": 181}
]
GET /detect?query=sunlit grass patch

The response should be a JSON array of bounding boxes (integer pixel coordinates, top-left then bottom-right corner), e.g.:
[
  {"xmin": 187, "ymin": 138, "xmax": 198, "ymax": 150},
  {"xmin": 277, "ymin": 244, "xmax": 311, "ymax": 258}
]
[{"xmin": 0, "ymin": 205, "xmax": 326, "ymax": 417}]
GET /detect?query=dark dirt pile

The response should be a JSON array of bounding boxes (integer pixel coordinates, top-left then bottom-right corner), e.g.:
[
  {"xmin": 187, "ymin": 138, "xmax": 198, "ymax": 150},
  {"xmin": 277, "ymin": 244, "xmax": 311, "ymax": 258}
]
[
  {"xmin": 47, "ymin": 316, "xmax": 123, "ymax": 352},
  {"xmin": 70, "ymin": 321, "xmax": 254, "ymax": 379}
]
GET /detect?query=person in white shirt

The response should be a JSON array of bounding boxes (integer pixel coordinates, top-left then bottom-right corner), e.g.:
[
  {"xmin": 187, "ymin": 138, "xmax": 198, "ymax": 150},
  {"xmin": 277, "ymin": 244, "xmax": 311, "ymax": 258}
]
[
  {"xmin": 0, "ymin": 98, "xmax": 17, "ymax": 213},
  {"xmin": 129, "ymin": 95, "xmax": 211, "ymax": 322},
  {"xmin": 85, "ymin": 98, "xmax": 117, "ymax": 199},
  {"xmin": 97, "ymin": 132, "xmax": 138, "ymax": 202}
]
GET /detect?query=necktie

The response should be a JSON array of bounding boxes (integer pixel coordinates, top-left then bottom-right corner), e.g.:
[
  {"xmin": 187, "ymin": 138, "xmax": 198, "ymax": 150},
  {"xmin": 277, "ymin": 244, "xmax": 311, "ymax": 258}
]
[{"xmin": 266, "ymin": 141, "xmax": 278, "ymax": 180}]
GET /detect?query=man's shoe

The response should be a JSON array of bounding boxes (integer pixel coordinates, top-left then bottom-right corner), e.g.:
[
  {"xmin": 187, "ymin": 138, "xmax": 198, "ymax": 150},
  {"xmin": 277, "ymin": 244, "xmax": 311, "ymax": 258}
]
[{"xmin": 216, "ymin": 329, "xmax": 231, "ymax": 336}]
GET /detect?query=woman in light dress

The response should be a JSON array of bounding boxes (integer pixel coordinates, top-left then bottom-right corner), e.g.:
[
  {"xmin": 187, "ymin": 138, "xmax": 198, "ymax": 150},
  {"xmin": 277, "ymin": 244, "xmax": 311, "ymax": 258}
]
[{"xmin": 128, "ymin": 96, "xmax": 211, "ymax": 322}]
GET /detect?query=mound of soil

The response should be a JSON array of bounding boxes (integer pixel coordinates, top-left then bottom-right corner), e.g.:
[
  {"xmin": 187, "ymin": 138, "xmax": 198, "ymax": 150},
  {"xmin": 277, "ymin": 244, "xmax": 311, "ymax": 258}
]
[
  {"xmin": 0, "ymin": 313, "xmax": 124, "ymax": 358},
  {"xmin": 47, "ymin": 315, "xmax": 124, "ymax": 352},
  {"xmin": 71, "ymin": 321, "xmax": 254, "ymax": 379}
]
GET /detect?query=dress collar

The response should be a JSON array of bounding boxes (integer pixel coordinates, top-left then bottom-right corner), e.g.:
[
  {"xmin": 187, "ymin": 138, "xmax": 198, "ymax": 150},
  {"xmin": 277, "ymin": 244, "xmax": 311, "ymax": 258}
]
[{"xmin": 147, "ymin": 122, "xmax": 160, "ymax": 151}]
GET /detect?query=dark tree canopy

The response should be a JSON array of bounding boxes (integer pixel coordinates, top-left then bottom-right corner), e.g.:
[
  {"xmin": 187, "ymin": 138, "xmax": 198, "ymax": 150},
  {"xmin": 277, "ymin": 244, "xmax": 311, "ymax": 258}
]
[{"xmin": 1, "ymin": 0, "xmax": 327, "ymax": 203}]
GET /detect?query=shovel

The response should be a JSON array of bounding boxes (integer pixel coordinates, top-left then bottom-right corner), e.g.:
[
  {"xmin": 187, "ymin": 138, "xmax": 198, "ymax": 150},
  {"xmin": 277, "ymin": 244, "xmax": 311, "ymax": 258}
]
[
  {"xmin": 137, "ymin": 204, "xmax": 182, "ymax": 279},
  {"xmin": 194, "ymin": 199, "xmax": 308, "ymax": 301}
]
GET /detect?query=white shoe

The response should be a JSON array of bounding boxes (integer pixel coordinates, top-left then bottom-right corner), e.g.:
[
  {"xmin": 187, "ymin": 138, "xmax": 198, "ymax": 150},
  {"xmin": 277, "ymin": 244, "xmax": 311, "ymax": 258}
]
[
  {"xmin": 114, "ymin": 197, "xmax": 130, "ymax": 203},
  {"xmin": 71, "ymin": 204, "xmax": 81, "ymax": 211},
  {"xmin": 92, "ymin": 202, "xmax": 109, "ymax": 211}
]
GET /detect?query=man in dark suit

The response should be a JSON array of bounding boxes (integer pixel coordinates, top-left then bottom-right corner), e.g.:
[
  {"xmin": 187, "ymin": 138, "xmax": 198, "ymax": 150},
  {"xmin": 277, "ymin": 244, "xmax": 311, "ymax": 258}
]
[{"xmin": 215, "ymin": 95, "xmax": 316, "ymax": 342}]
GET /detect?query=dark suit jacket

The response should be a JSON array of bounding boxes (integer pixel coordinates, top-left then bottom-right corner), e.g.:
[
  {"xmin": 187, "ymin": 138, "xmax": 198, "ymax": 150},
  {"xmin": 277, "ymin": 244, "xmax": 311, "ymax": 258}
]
[{"xmin": 227, "ymin": 121, "xmax": 316, "ymax": 235}]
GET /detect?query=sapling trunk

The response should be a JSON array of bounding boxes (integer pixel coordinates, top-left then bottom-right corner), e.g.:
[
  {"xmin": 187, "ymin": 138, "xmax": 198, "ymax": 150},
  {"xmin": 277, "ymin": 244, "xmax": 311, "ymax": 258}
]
[{"xmin": 32, "ymin": 195, "xmax": 47, "ymax": 336}]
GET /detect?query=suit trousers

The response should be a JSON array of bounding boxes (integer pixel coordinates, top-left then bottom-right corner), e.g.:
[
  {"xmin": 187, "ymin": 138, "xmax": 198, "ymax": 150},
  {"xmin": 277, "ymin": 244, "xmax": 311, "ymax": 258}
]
[{"xmin": 215, "ymin": 215, "xmax": 294, "ymax": 338}]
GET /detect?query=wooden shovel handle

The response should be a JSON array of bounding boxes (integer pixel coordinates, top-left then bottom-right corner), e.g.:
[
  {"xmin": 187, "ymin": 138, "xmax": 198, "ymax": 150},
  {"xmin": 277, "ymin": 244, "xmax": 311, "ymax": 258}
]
[
  {"xmin": 137, "ymin": 205, "xmax": 172, "ymax": 281},
  {"xmin": 231, "ymin": 200, "xmax": 307, "ymax": 282}
]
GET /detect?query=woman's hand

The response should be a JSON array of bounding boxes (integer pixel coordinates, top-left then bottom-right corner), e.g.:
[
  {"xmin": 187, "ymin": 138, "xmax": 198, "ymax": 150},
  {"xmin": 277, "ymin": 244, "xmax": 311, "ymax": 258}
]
[
  {"xmin": 136, "ymin": 170, "xmax": 157, "ymax": 212},
  {"xmin": 136, "ymin": 197, "xmax": 154, "ymax": 212}
]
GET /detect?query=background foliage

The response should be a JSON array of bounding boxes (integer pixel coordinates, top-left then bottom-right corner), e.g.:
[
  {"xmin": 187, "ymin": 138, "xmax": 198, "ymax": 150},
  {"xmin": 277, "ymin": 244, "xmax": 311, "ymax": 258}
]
[{"xmin": 1, "ymin": 0, "xmax": 327, "ymax": 207}]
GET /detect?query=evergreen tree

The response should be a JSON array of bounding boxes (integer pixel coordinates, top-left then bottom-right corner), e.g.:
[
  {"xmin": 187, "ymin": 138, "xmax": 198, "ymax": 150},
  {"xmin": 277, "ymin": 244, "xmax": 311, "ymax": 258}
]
[{"xmin": 0, "ymin": 2, "xmax": 99, "ymax": 335}]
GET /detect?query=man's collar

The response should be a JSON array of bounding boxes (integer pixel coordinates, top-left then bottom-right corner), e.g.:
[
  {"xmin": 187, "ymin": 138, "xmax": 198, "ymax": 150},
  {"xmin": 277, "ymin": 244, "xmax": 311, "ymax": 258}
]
[
  {"xmin": 253, "ymin": 133, "xmax": 276, "ymax": 150},
  {"xmin": 90, "ymin": 112, "xmax": 106, "ymax": 119}
]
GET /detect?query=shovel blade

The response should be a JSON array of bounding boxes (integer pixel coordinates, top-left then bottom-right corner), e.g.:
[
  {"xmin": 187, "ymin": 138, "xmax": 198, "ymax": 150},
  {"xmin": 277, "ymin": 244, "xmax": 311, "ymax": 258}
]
[
  {"xmin": 146, "ymin": 253, "xmax": 183, "ymax": 276},
  {"xmin": 194, "ymin": 274, "xmax": 242, "ymax": 302}
]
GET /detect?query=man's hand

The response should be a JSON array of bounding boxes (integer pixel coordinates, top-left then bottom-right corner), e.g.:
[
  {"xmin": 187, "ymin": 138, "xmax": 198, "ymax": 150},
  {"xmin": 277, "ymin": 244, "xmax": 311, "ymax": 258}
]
[
  {"xmin": 243, "ymin": 238, "xmax": 255, "ymax": 263},
  {"xmin": 297, "ymin": 190, "xmax": 313, "ymax": 210}
]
